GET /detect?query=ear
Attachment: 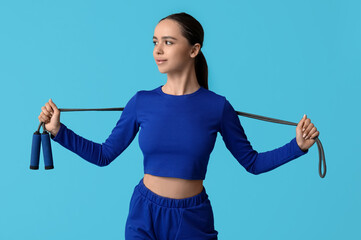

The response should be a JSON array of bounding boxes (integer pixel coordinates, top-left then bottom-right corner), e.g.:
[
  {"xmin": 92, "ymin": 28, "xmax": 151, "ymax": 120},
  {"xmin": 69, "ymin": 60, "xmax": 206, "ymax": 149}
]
[{"xmin": 190, "ymin": 43, "xmax": 201, "ymax": 59}]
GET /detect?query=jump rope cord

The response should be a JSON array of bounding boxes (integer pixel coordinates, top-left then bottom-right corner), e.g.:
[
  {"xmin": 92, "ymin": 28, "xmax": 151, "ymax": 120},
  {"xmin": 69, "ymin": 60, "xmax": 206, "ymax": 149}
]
[{"xmin": 37, "ymin": 107, "xmax": 326, "ymax": 178}]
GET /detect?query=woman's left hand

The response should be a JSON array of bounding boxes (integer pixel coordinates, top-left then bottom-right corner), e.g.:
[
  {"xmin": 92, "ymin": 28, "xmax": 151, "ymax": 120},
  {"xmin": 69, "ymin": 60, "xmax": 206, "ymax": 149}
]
[{"xmin": 296, "ymin": 114, "xmax": 320, "ymax": 151}]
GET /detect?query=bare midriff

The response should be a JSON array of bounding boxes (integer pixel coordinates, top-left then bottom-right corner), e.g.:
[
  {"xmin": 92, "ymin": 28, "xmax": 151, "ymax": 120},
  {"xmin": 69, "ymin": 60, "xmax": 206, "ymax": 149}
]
[{"xmin": 143, "ymin": 173, "xmax": 204, "ymax": 199}]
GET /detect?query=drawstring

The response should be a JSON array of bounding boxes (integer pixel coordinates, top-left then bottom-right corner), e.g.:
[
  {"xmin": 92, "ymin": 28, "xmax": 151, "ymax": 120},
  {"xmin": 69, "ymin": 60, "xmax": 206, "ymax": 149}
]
[{"xmin": 34, "ymin": 107, "xmax": 326, "ymax": 178}]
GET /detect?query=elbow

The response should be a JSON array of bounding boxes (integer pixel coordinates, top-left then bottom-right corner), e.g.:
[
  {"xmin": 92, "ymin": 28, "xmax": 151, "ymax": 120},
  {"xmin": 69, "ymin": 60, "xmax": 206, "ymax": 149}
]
[
  {"xmin": 244, "ymin": 154, "xmax": 262, "ymax": 175},
  {"xmin": 99, "ymin": 157, "xmax": 114, "ymax": 167},
  {"xmin": 251, "ymin": 170, "xmax": 261, "ymax": 175},
  {"xmin": 96, "ymin": 146, "xmax": 115, "ymax": 167},
  {"xmin": 245, "ymin": 159, "xmax": 264, "ymax": 175},
  {"xmin": 97, "ymin": 162, "xmax": 110, "ymax": 167},
  {"xmin": 247, "ymin": 167, "xmax": 262, "ymax": 175},
  {"xmin": 96, "ymin": 154, "xmax": 113, "ymax": 167}
]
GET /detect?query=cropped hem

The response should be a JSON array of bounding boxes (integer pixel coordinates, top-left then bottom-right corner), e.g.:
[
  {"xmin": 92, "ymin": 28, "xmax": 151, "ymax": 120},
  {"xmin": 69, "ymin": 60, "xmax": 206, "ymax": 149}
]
[{"xmin": 144, "ymin": 169, "xmax": 205, "ymax": 180}]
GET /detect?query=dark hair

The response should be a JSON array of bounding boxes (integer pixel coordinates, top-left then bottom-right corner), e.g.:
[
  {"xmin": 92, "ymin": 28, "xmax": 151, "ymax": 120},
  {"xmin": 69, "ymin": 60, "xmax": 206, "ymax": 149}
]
[{"xmin": 159, "ymin": 12, "xmax": 208, "ymax": 90}]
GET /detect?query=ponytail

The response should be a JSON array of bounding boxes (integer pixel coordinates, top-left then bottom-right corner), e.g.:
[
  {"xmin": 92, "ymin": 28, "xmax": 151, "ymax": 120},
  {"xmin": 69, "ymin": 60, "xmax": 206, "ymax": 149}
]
[{"xmin": 195, "ymin": 50, "xmax": 208, "ymax": 90}]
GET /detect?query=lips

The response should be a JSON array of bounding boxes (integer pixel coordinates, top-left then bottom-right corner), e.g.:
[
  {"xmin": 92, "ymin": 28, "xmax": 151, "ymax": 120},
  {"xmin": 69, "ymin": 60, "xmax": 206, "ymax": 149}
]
[{"xmin": 156, "ymin": 59, "xmax": 167, "ymax": 64}]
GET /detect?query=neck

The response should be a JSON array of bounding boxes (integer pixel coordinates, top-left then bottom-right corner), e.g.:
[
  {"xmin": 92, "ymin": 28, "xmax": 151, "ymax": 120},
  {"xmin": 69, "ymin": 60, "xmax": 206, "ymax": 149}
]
[{"xmin": 163, "ymin": 64, "xmax": 200, "ymax": 95}]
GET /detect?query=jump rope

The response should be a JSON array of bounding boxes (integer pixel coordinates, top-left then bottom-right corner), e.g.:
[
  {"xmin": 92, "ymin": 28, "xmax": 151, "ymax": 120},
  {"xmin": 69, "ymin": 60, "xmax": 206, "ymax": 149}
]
[{"xmin": 30, "ymin": 107, "xmax": 326, "ymax": 178}]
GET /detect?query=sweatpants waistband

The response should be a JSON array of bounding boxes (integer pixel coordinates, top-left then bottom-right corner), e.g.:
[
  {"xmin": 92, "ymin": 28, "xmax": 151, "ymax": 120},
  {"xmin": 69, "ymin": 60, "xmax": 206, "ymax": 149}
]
[{"xmin": 136, "ymin": 177, "xmax": 209, "ymax": 208}]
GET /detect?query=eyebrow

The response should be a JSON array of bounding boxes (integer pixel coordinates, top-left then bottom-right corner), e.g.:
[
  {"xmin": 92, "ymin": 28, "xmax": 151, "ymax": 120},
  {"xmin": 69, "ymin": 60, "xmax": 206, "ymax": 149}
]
[{"xmin": 153, "ymin": 36, "xmax": 178, "ymax": 40}]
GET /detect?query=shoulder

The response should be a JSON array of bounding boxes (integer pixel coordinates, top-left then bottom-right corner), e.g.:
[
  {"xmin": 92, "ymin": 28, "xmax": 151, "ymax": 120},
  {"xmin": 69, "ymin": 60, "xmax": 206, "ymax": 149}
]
[
  {"xmin": 201, "ymin": 88, "xmax": 229, "ymax": 110},
  {"xmin": 130, "ymin": 86, "xmax": 161, "ymax": 110},
  {"xmin": 204, "ymin": 89, "xmax": 240, "ymax": 119},
  {"xmin": 135, "ymin": 85, "xmax": 160, "ymax": 98},
  {"xmin": 202, "ymin": 87, "xmax": 226, "ymax": 100}
]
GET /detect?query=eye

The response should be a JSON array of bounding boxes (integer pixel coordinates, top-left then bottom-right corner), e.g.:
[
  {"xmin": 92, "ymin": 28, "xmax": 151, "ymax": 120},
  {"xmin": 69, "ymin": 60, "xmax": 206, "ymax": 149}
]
[{"xmin": 152, "ymin": 40, "xmax": 173, "ymax": 46}]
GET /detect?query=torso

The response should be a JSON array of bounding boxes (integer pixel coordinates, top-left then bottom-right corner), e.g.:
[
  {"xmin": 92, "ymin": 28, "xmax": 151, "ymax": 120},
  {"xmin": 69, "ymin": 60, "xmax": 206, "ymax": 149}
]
[{"xmin": 143, "ymin": 173, "xmax": 204, "ymax": 199}]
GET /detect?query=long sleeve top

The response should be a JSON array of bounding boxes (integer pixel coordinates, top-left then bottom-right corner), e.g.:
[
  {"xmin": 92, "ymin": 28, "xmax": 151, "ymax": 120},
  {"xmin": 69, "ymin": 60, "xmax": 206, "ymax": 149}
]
[{"xmin": 51, "ymin": 85, "xmax": 308, "ymax": 180}]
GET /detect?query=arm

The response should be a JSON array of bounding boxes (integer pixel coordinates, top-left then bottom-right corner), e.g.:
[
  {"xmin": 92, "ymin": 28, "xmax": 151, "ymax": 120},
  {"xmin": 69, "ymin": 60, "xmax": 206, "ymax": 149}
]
[
  {"xmin": 50, "ymin": 92, "xmax": 140, "ymax": 167},
  {"xmin": 219, "ymin": 98, "xmax": 308, "ymax": 175}
]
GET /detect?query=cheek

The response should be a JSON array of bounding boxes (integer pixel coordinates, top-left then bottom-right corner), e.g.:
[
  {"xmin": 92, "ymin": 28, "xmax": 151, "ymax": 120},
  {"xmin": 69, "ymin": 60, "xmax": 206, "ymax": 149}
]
[{"xmin": 170, "ymin": 48, "xmax": 189, "ymax": 62}]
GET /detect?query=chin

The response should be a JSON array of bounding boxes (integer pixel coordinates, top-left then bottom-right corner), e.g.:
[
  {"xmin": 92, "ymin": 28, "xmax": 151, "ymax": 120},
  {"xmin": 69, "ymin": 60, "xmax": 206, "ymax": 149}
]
[{"xmin": 157, "ymin": 68, "xmax": 169, "ymax": 74}]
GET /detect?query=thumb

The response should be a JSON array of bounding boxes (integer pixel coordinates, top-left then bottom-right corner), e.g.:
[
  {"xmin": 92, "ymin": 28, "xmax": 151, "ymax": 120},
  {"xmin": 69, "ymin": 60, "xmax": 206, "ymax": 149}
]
[
  {"xmin": 48, "ymin": 98, "xmax": 59, "ymax": 113},
  {"xmin": 297, "ymin": 114, "xmax": 307, "ymax": 130}
]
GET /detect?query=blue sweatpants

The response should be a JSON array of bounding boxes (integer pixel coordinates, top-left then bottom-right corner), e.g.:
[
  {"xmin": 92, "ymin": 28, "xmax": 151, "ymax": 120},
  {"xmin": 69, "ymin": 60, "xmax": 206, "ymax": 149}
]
[{"xmin": 125, "ymin": 178, "xmax": 219, "ymax": 239}]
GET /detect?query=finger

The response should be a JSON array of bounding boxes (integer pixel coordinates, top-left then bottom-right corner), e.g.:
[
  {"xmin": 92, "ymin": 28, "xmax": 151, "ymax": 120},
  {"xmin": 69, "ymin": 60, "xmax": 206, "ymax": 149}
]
[
  {"xmin": 39, "ymin": 114, "xmax": 50, "ymax": 123},
  {"xmin": 309, "ymin": 130, "xmax": 320, "ymax": 139},
  {"xmin": 41, "ymin": 112, "xmax": 50, "ymax": 122},
  {"xmin": 305, "ymin": 126, "xmax": 316, "ymax": 139},
  {"xmin": 304, "ymin": 122, "xmax": 314, "ymax": 138},
  {"xmin": 45, "ymin": 102, "xmax": 53, "ymax": 114},
  {"xmin": 40, "ymin": 112, "xmax": 51, "ymax": 121},
  {"xmin": 298, "ymin": 114, "xmax": 307, "ymax": 131},
  {"xmin": 41, "ymin": 106, "xmax": 51, "ymax": 117},
  {"xmin": 48, "ymin": 99, "xmax": 59, "ymax": 112},
  {"xmin": 303, "ymin": 118, "xmax": 311, "ymax": 132}
]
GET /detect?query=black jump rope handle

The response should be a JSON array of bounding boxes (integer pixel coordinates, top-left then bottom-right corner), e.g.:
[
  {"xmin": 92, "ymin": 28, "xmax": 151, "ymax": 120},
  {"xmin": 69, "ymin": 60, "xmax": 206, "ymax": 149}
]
[{"xmin": 30, "ymin": 107, "xmax": 326, "ymax": 178}]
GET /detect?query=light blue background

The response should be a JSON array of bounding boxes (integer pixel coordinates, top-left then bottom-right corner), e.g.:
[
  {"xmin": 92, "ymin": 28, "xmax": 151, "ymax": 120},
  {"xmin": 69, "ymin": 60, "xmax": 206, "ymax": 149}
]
[{"xmin": 1, "ymin": 0, "xmax": 360, "ymax": 239}]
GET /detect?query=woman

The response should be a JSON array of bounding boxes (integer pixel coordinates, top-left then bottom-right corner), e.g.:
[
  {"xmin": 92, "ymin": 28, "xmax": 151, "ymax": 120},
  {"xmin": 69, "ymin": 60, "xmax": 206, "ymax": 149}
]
[{"xmin": 38, "ymin": 12, "xmax": 319, "ymax": 240}]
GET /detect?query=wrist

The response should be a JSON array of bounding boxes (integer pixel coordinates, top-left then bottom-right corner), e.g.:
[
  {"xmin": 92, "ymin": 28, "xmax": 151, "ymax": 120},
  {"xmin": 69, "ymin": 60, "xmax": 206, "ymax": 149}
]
[
  {"xmin": 296, "ymin": 137, "xmax": 308, "ymax": 152},
  {"xmin": 50, "ymin": 124, "xmax": 61, "ymax": 137},
  {"xmin": 300, "ymin": 146, "xmax": 308, "ymax": 152},
  {"xmin": 298, "ymin": 143, "xmax": 308, "ymax": 152}
]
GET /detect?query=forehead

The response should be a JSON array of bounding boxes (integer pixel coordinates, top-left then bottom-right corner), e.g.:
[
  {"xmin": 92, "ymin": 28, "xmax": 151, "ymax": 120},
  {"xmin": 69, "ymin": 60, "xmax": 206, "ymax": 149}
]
[{"xmin": 153, "ymin": 19, "xmax": 182, "ymax": 37}]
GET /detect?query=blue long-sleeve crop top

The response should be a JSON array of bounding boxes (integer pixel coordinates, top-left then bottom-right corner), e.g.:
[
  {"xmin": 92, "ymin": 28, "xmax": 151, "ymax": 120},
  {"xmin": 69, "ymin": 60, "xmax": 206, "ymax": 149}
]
[{"xmin": 51, "ymin": 85, "xmax": 308, "ymax": 180}]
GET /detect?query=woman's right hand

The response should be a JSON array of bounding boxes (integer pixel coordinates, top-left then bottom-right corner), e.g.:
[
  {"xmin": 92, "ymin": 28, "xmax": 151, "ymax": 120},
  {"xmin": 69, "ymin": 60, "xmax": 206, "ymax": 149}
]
[{"xmin": 38, "ymin": 99, "xmax": 61, "ymax": 137}]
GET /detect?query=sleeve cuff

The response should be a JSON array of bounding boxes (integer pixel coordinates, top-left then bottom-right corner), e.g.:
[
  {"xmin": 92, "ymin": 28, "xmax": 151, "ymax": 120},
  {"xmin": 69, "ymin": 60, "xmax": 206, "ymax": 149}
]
[{"xmin": 291, "ymin": 137, "xmax": 308, "ymax": 155}]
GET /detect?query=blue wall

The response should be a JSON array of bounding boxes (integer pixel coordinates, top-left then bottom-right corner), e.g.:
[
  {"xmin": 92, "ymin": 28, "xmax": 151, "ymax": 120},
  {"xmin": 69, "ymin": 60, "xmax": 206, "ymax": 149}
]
[{"xmin": 0, "ymin": 0, "xmax": 360, "ymax": 239}]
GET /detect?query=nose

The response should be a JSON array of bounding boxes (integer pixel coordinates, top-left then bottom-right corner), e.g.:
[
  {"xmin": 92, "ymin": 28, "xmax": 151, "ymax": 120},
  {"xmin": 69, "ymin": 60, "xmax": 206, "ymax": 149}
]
[{"xmin": 154, "ymin": 43, "xmax": 163, "ymax": 55}]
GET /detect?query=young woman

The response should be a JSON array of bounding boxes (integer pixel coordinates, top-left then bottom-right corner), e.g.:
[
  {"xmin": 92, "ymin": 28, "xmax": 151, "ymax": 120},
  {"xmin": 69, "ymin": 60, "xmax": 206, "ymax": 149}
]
[{"xmin": 38, "ymin": 12, "xmax": 319, "ymax": 240}]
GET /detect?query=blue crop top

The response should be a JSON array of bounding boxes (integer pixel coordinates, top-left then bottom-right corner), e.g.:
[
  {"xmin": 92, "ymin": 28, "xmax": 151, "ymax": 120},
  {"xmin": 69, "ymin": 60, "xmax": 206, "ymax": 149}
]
[{"xmin": 51, "ymin": 85, "xmax": 308, "ymax": 180}]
